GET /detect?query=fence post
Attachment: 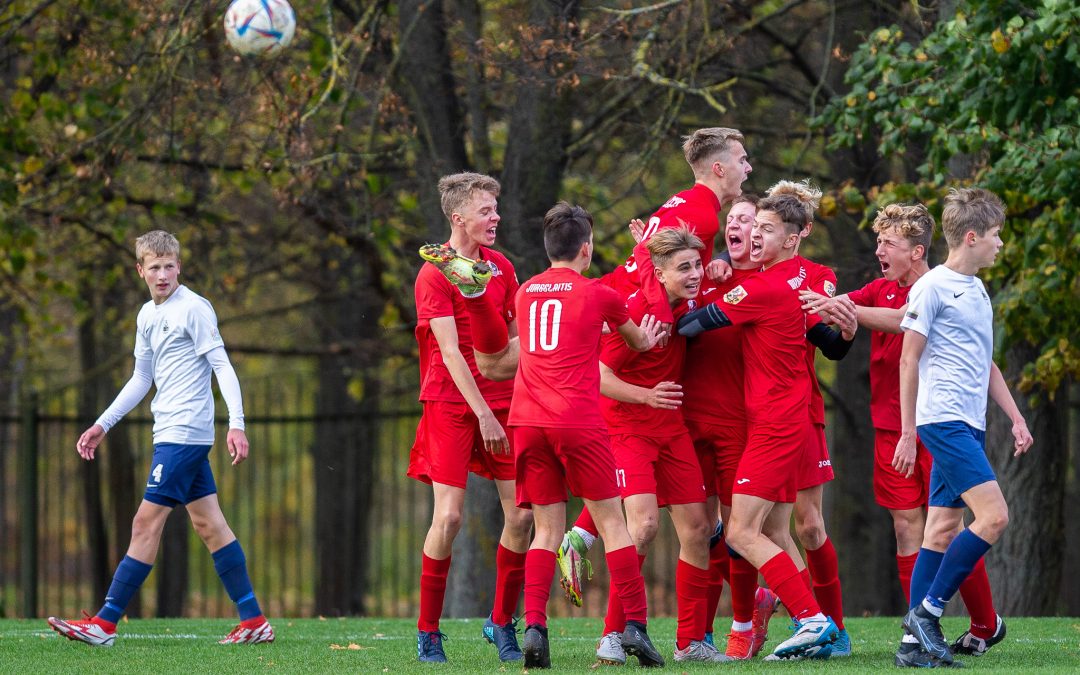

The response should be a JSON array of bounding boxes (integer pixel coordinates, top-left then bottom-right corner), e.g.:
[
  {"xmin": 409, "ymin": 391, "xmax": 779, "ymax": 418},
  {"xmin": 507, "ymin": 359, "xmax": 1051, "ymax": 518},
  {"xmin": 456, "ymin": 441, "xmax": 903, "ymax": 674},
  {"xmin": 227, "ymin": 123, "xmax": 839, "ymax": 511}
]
[{"xmin": 19, "ymin": 391, "xmax": 39, "ymax": 618}]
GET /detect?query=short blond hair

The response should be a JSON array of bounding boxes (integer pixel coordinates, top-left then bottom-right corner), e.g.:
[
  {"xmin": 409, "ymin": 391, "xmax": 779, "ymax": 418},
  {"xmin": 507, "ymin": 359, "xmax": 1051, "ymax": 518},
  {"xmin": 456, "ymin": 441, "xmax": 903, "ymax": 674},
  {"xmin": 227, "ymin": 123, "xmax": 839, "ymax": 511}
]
[
  {"xmin": 941, "ymin": 188, "xmax": 1005, "ymax": 249},
  {"xmin": 873, "ymin": 203, "xmax": 934, "ymax": 256},
  {"xmin": 437, "ymin": 172, "xmax": 501, "ymax": 221},
  {"xmin": 767, "ymin": 179, "xmax": 821, "ymax": 224},
  {"xmin": 646, "ymin": 225, "xmax": 704, "ymax": 269},
  {"xmin": 135, "ymin": 230, "xmax": 180, "ymax": 265},
  {"xmin": 682, "ymin": 127, "xmax": 744, "ymax": 172}
]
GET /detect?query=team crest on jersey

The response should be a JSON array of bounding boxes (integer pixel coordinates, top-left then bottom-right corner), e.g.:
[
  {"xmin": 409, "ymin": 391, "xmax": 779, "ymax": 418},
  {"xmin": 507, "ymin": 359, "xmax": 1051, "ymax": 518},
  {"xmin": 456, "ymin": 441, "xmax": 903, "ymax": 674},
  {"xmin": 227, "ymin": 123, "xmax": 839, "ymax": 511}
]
[
  {"xmin": 486, "ymin": 259, "xmax": 503, "ymax": 277},
  {"xmin": 824, "ymin": 281, "xmax": 836, "ymax": 297},
  {"xmin": 723, "ymin": 285, "xmax": 747, "ymax": 305},
  {"xmin": 161, "ymin": 320, "xmax": 170, "ymax": 333},
  {"xmin": 688, "ymin": 299, "xmax": 698, "ymax": 311}
]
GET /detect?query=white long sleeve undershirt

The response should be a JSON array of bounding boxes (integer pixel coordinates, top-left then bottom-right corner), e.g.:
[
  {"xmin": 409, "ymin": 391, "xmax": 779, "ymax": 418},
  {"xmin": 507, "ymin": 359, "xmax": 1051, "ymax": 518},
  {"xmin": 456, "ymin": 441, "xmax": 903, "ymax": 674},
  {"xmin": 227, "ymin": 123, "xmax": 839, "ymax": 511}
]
[
  {"xmin": 95, "ymin": 357, "xmax": 153, "ymax": 433},
  {"xmin": 205, "ymin": 345, "xmax": 246, "ymax": 431}
]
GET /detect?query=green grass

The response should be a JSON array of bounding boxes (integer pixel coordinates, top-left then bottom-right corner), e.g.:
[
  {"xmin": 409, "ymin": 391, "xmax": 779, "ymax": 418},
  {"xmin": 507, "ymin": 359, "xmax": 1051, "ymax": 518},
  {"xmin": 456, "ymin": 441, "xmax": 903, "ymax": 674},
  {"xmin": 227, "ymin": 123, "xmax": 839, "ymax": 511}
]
[{"xmin": 0, "ymin": 616, "xmax": 1077, "ymax": 673}]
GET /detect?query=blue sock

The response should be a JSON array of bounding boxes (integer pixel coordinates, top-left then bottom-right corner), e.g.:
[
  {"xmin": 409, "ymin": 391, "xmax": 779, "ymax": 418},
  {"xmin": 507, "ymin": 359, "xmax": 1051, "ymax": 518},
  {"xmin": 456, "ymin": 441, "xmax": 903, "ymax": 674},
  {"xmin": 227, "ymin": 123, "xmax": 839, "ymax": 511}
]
[
  {"xmin": 212, "ymin": 540, "xmax": 262, "ymax": 621},
  {"xmin": 925, "ymin": 529, "xmax": 992, "ymax": 610},
  {"xmin": 908, "ymin": 548, "xmax": 944, "ymax": 611},
  {"xmin": 98, "ymin": 555, "xmax": 153, "ymax": 624}
]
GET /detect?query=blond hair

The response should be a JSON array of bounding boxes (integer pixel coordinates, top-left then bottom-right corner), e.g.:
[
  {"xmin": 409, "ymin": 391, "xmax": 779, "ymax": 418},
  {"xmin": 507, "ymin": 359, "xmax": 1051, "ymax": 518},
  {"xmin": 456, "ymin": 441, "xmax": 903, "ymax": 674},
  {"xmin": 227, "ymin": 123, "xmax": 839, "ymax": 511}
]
[
  {"xmin": 682, "ymin": 128, "xmax": 744, "ymax": 173},
  {"xmin": 437, "ymin": 172, "xmax": 501, "ymax": 221},
  {"xmin": 767, "ymin": 179, "xmax": 821, "ymax": 224},
  {"xmin": 646, "ymin": 225, "xmax": 704, "ymax": 269},
  {"xmin": 135, "ymin": 230, "xmax": 180, "ymax": 264},
  {"xmin": 941, "ymin": 188, "xmax": 1005, "ymax": 249},
  {"xmin": 873, "ymin": 203, "xmax": 934, "ymax": 256}
]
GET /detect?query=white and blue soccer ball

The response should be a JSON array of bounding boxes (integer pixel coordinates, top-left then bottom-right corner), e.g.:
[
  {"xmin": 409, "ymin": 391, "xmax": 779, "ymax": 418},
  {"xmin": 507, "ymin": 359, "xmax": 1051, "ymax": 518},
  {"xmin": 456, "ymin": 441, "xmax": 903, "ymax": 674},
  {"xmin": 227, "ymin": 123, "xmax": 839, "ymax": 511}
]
[{"xmin": 223, "ymin": 0, "xmax": 296, "ymax": 57}]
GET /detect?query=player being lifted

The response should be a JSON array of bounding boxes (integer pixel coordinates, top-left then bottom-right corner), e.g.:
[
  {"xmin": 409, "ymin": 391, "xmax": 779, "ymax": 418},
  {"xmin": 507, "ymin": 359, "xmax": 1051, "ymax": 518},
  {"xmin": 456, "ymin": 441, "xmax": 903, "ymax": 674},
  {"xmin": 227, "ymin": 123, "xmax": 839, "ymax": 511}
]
[
  {"xmin": 410, "ymin": 173, "xmax": 533, "ymax": 664},
  {"xmin": 893, "ymin": 189, "xmax": 1032, "ymax": 667},
  {"xmin": 594, "ymin": 226, "xmax": 729, "ymax": 664},
  {"xmin": 48, "ymin": 231, "xmax": 272, "ymax": 647},
  {"xmin": 677, "ymin": 192, "xmax": 842, "ymax": 660},
  {"xmin": 801, "ymin": 203, "xmax": 1005, "ymax": 660}
]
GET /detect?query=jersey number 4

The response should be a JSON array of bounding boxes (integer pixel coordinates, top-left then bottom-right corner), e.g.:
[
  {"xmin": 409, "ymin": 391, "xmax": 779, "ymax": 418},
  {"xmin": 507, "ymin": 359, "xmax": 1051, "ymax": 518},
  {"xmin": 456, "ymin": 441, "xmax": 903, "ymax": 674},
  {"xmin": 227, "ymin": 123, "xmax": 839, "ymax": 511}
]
[{"xmin": 528, "ymin": 299, "xmax": 562, "ymax": 352}]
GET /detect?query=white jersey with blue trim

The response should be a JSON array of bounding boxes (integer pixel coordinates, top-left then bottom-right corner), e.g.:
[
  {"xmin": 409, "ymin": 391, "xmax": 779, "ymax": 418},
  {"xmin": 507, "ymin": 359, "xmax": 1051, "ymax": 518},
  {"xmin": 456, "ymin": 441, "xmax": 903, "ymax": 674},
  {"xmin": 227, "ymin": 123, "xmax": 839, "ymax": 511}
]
[
  {"xmin": 900, "ymin": 265, "xmax": 993, "ymax": 430},
  {"xmin": 134, "ymin": 285, "xmax": 225, "ymax": 444}
]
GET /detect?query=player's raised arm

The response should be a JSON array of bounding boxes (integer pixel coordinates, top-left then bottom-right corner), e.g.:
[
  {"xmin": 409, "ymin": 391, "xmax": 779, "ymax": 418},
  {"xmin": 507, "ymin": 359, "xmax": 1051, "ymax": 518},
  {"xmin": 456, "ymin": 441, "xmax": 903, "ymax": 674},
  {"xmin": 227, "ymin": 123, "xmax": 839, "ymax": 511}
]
[{"xmin": 615, "ymin": 312, "xmax": 667, "ymax": 352}]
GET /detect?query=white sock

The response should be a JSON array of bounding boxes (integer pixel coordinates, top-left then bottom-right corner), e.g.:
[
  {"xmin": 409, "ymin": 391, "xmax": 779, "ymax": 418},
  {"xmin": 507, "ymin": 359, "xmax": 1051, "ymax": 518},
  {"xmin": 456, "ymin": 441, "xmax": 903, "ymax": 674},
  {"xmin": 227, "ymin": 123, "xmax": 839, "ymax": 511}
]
[
  {"xmin": 572, "ymin": 526, "xmax": 596, "ymax": 550},
  {"xmin": 902, "ymin": 633, "xmax": 920, "ymax": 644},
  {"xmin": 921, "ymin": 598, "xmax": 944, "ymax": 618},
  {"xmin": 731, "ymin": 620, "xmax": 752, "ymax": 632}
]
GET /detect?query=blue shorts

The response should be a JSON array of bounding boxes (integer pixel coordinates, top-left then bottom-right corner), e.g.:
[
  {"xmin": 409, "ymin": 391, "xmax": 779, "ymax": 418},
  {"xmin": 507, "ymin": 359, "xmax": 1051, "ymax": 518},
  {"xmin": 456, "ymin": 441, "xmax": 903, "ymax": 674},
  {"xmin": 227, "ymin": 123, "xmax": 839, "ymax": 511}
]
[
  {"xmin": 143, "ymin": 443, "xmax": 218, "ymax": 508},
  {"xmin": 918, "ymin": 421, "xmax": 996, "ymax": 508}
]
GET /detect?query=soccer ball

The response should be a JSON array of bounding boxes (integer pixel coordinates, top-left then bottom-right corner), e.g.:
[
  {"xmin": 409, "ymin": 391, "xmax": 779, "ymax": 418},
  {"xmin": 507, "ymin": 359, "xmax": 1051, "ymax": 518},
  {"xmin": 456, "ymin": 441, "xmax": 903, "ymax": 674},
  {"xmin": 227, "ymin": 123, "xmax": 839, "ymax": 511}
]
[{"xmin": 223, "ymin": 0, "xmax": 296, "ymax": 56}]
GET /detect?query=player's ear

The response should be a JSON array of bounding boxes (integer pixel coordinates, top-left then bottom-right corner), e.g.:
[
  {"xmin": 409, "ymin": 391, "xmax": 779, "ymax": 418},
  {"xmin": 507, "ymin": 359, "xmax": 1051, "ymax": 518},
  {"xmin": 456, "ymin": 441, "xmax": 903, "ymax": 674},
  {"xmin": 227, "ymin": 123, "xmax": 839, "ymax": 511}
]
[{"xmin": 912, "ymin": 244, "xmax": 925, "ymax": 262}]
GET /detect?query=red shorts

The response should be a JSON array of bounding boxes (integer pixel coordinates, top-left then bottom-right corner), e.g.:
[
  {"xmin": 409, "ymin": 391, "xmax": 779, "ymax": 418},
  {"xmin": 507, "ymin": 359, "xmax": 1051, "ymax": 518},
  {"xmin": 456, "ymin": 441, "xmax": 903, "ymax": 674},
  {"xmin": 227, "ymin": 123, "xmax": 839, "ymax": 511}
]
[
  {"xmin": 797, "ymin": 422, "xmax": 835, "ymax": 490},
  {"xmin": 685, "ymin": 417, "xmax": 745, "ymax": 506},
  {"xmin": 407, "ymin": 400, "xmax": 515, "ymax": 488},
  {"xmin": 733, "ymin": 423, "xmax": 803, "ymax": 503},
  {"xmin": 873, "ymin": 428, "xmax": 933, "ymax": 510},
  {"xmin": 610, "ymin": 431, "xmax": 706, "ymax": 507},
  {"xmin": 513, "ymin": 425, "xmax": 621, "ymax": 507}
]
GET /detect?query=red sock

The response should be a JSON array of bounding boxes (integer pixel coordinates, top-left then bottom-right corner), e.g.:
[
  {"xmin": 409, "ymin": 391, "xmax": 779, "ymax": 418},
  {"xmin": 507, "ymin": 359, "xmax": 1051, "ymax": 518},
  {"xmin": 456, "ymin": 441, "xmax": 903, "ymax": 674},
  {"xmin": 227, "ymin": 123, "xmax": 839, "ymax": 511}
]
[
  {"xmin": 897, "ymin": 552, "xmax": 918, "ymax": 605},
  {"xmin": 801, "ymin": 567, "xmax": 813, "ymax": 591},
  {"xmin": 603, "ymin": 571, "xmax": 625, "ymax": 635},
  {"xmin": 706, "ymin": 543, "xmax": 730, "ymax": 633},
  {"xmin": 492, "ymin": 544, "xmax": 526, "ymax": 625},
  {"xmin": 806, "ymin": 538, "xmax": 844, "ymax": 630},
  {"xmin": 464, "ymin": 294, "xmax": 509, "ymax": 354},
  {"xmin": 676, "ymin": 559, "xmax": 709, "ymax": 648},
  {"xmin": 958, "ymin": 557, "xmax": 996, "ymax": 639},
  {"xmin": 574, "ymin": 506, "xmax": 599, "ymax": 538},
  {"xmin": 240, "ymin": 615, "xmax": 266, "ymax": 629},
  {"xmin": 523, "ymin": 548, "xmax": 556, "ymax": 628},
  {"xmin": 760, "ymin": 552, "xmax": 821, "ymax": 622},
  {"xmin": 418, "ymin": 553, "xmax": 452, "ymax": 631},
  {"xmin": 607, "ymin": 547, "xmax": 648, "ymax": 625},
  {"xmin": 729, "ymin": 555, "xmax": 759, "ymax": 623}
]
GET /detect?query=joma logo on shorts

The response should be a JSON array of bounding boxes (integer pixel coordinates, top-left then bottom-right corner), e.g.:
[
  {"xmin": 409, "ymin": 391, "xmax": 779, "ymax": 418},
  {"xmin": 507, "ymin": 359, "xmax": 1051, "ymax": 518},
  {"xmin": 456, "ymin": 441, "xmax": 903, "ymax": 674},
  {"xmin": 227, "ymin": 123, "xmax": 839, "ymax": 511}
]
[{"xmin": 818, "ymin": 460, "xmax": 832, "ymax": 468}]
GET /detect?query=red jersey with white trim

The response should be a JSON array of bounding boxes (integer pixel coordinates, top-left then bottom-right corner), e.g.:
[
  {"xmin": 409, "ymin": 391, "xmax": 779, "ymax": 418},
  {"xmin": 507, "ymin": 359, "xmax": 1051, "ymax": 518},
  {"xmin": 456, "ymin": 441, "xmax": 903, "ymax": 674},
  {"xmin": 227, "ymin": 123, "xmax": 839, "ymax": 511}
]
[
  {"xmin": 712, "ymin": 256, "xmax": 809, "ymax": 428},
  {"xmin": 791, "ymin": 255, "xmax": 837, "ymax": 425},
  {"xmin": 681, "ymin": 267, "xmax": 757, "ymax": 425},
  {"xmin": 415, "ymin": 246, "xmax": 517, "ymax": 403},
  {"xmin": 600, "ymin": 290, "xmax": 691, "ymax": 435},
  {"xmin": 603, "ymin": 183, "xmax": 722, "ymax": 323},
  {"xmin": 509, "ymin": 267, "xmax": 630, "ymax": 429},
  {"xmin": 848, "ymin": 277, "xmax": 910, "ymax": 431}
]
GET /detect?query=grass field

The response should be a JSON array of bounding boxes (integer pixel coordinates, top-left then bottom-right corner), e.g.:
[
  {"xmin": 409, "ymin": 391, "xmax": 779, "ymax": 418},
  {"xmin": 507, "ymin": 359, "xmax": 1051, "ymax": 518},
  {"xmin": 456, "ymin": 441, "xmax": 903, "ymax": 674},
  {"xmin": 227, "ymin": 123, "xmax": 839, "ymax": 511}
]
[{"xmin": 1, "ymin": 616, "xmax": 1077, "ymax": 673}]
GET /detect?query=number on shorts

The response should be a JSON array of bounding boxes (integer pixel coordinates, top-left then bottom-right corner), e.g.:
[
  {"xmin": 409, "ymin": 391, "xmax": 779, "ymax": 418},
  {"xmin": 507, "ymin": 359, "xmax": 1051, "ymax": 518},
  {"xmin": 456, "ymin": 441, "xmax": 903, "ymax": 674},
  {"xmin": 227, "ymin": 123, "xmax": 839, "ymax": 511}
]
[
  {"xmin": 528, "ymin": 299, "xmax": 562, "ymax": 352},
  {"xmin": 615, "ymin": 468, "xmax": 626, "ymax": 488},
  {"xmin": 151, "ymin": 463, "xmax": 164, "ymax": 484}
]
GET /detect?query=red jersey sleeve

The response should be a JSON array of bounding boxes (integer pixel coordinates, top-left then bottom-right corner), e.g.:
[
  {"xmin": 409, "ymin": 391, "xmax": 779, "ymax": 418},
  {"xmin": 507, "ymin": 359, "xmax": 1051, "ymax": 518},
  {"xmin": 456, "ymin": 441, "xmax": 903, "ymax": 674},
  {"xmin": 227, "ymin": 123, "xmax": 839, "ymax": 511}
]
[
  {"xmin": 415, "ymin": 266, "xmax": 455, "ymax": 320},
  {"xmin": 804, "ymin": 264, "xmax": 837, "ymax": 330}
]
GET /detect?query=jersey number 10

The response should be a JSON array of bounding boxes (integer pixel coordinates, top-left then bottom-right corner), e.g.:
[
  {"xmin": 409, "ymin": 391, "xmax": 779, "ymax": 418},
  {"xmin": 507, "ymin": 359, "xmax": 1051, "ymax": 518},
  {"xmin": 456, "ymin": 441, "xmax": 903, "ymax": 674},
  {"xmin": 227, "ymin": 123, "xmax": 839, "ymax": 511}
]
[{"xmin": 528, "ymin": 299, "xmax": 562, "ymax": 352}]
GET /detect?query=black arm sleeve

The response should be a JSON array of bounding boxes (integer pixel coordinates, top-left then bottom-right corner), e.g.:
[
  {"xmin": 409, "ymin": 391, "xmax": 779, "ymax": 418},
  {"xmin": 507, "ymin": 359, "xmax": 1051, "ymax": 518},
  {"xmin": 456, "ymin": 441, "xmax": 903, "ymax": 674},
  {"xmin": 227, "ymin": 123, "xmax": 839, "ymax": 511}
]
[
  {"xmin": 677, "ymin": 304, "xmax": 733, "ymax": 337},
  {"xmin": 807, "ymin": 323, "xmax": 855, "ymax": 360},
  {"xmin": 713, "ymin": 250, "xmax": 732, "ymax": 265}
]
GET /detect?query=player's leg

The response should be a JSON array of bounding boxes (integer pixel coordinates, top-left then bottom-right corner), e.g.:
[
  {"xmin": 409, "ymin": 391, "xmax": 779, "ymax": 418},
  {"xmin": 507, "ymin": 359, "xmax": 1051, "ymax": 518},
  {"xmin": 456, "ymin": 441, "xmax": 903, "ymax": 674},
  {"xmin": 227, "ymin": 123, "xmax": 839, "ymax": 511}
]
[
  {"xmin": 902, "ymin": 504, "xmax": 964, "ymax": 663},
  {"xmin": 794, "ymin": 484, "xmax": 847, "ymax": 655},
  {"xmin": 418, "ymin": 243, "xmax": 493, "ymax": 297},
  {"xmin": 727, "ymin": 495, "xmax": 836, "ymax": 659},
  {"xmin": 601, "ymin": 492, "xmax": 656, "ymax": 649},
  {"xmin": 461, "ymin": 289, "xmax": 519, "ymax": 381},
  {"xmin": 521, "ymin": 501, "xmax": 565, "ymax": 669},
  {"xmin": 48, "ymin": 498, "xmax": 171, "ymax": 646},
  {"xmin": 187, "ymin": 493, "xmax": 273, "ymax": 644},
  {"xmin": 483, "ymin": 478, "xmax": 530, "ymax": 662},
  {"xmin": 586, "ymin": 495, "xmax": 665, "ymax": 668},
  {"xmin": 669, "ymin": 499, "xmax": 729, "ymax": 662},
  {"xmin": 891, "ymin": 507, "xmax": 926, "ymax": 602}
]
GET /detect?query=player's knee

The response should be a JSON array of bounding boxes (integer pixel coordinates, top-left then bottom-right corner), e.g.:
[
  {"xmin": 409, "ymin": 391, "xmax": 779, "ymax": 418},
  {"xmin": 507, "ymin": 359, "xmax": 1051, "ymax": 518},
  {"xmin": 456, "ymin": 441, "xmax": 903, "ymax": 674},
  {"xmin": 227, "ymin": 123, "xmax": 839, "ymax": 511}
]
[
  {"xmin": 795, "ymin": 519, "xmax": 826, "ymax": 550},
  {"xmin": 130, "ymin": 512, "xmax": 165, "ymax": 543},
  {"xmin": 892, "ymin": 516, "xmax": 923, "ymax": 550},
  {"xmin": 504, "ymin": 506, "xmax": 533, "ymax": 535},
  {"xmin": 432, "ymin": 508, "xmax": 464, "ymax": 538},
  {"xmin": 981, "ymin": 506, "xmax": 1009, "ymax": 537},
  {"xmin": 725, "ymin": 523, "xmax": 754, "ymax": 556},
  {"xmin": 630, "ymin": 515, "xmax": 659, "ymax": 549}
]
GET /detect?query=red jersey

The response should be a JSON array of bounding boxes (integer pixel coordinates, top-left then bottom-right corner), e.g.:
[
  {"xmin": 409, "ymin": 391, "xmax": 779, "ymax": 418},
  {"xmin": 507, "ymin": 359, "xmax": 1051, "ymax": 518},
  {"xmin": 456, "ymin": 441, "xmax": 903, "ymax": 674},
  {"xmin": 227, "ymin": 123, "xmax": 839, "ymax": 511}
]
[
  {"xmin": 415, "ymin": 246, "xmax": 517, "ymax": 403},
  {"xmin": 681, "ymin": 268, "xmax": 757, "ymax": 425},
  {"xmin": 713, "ymin": 256, "xmax": 809, "ymax": 429},
  {"xmin": 790, "ymin": 255, "xmax": 837, "ymax": 425},
  {"xmin": 604, "ymin": 183, "xmax": 722, "ymax": 323},
  {"xmin": 508, "ymin": 267, "xmax": 630, "ymax": 429},
  {"xmin": 848, "ymin": 277, "xmax": 911, "ymax": 431},
  {"xmin": 600, "ymin": 290, "xmax": 690, "ymax": 435}
]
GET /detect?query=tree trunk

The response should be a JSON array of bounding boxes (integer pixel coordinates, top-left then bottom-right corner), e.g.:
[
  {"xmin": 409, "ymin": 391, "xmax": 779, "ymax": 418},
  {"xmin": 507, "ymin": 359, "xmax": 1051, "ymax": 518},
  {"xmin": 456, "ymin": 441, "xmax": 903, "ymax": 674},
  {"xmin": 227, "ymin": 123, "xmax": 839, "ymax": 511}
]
[
  {"xmin": 984, "ymin": 343, "xmax": 1065, "ymax": 615},
  {"xmin": 155, "ymin": 507, "xmax": 189, "ymax": 617},
  {"xmin": 77, "ymin": 312, "xmax": 112, "ymax": 605}
]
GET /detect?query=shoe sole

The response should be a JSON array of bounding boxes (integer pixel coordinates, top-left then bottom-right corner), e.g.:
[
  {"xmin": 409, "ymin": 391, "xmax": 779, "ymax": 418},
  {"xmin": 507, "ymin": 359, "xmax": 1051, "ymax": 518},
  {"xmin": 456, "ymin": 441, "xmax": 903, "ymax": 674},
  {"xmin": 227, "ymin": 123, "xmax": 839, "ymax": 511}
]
[
  {"xmin": 622, "ymin": 643, "xmax": 664, "ymax": 667},
  {"xmin": 47, "ymin": 618, "xmax": 115, "ymax": 647}
]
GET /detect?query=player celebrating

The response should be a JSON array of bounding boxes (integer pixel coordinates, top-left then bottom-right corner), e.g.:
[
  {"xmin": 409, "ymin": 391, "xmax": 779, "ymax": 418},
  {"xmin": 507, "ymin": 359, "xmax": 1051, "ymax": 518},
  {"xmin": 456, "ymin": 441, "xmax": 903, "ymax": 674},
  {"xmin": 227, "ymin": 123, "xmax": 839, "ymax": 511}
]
[
  {"xmin": 677, "ymin": 193, "xmax": 841, "ymax": 660},
  {"xmin": 47, "ymin": 231, "xmax": 271, "ymax": 647},
  {"xmin": 594, "ymin": 226, "xmax": 729, "ymax": 664},
  {"xmin": 409, "ymin": 173, "xmax": 533, "ymax": 663},
  {"xmin": 803, "ymin": 203, "xmax": 1005, "ymax": 659},
  {"xmin": 895, "ymin": 188, "xmax": 1033, "ymax": 666},
  {"xmin": 511, "ymin": 202, "xmax": 667, "ymax": 669}
]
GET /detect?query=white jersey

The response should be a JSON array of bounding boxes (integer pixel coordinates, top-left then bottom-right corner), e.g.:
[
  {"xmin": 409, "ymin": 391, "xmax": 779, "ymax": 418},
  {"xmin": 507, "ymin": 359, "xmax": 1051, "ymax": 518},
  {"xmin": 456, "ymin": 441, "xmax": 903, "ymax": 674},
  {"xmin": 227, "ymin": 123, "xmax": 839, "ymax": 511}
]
[
  {"xmin": 900, "ymin": 265, "xmax": 993, "ymax": 430},
  {"xmin": 134, "ymin": 285, "xmax": 226, "ymax": 444}
]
